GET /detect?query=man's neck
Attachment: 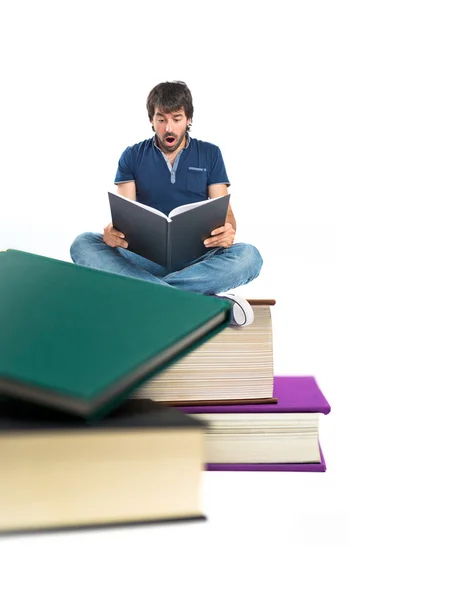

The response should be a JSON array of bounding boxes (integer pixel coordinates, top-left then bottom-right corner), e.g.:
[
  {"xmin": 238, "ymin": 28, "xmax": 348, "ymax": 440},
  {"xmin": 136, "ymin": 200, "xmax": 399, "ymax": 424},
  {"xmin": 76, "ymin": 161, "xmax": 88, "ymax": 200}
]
[{"xmin": 156, "ymin": 135, "xmax": 188, "ymax": 166}]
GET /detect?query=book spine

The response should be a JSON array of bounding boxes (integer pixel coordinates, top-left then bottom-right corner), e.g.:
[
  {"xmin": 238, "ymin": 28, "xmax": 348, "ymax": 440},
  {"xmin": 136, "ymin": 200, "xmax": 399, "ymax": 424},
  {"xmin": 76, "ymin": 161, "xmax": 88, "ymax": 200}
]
[
  {"xmin": 247, "ymin": 299, "xmax": 276, "ymax": 306},
  {"xmin": 166, "ymin": 221, "xmax": 171, "ymax": 270}
]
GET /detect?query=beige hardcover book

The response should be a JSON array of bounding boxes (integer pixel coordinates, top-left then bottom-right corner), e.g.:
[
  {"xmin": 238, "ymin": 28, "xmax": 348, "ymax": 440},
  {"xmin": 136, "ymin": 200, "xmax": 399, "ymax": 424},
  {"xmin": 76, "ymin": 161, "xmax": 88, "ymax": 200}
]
[
  {"xmin": 129, "ymin": 300, "xmax": 276, "ymax": 405},
  {"xmin": 0, "ymin": 399, "xmax": 206, "ymax": 534}
]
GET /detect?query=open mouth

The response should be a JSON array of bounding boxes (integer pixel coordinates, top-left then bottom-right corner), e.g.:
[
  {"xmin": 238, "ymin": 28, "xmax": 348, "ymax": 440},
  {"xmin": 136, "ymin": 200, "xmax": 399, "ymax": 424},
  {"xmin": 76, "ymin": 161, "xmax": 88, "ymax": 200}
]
[{"xmin": 165, "ymin": 137, "xmax": 176, "ymax": 145}]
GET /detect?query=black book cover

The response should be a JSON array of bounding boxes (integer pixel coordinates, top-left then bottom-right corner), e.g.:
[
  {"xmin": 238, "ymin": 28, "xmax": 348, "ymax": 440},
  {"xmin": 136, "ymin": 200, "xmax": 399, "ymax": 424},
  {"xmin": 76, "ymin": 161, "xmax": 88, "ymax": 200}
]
[{"xmin": 108, "ymin": 191, "xmax": 230, "ymax": 270}]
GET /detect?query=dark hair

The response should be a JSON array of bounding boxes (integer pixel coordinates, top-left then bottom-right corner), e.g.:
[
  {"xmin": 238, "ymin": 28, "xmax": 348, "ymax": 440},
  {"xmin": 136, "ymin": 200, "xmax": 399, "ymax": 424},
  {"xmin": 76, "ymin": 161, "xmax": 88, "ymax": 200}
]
[{"xmin": 146, "ymin": 81, "xmax": 194, "ymax": 131}]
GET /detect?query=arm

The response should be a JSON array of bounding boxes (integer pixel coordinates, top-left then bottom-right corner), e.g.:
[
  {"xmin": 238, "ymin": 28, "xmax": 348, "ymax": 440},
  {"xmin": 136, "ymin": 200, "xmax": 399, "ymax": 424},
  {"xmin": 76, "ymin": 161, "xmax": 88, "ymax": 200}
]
[
  {"xmin": 208, "ymin": 183, "xmax": 236, "ymax": 230},
  {"xmin": 224, "ymin": 202, "xmax": 236, "ymax": 231},
  {"xmin": 116, "ymin": 181, "xmax": 136, "ymax": 201},
  {"xmin": 103, "ymin": 181, "xmax": 137, "ymax": 248},
  {"xmin": 204, "ymin": 183, "xmax": 236, "ymax": 248}
]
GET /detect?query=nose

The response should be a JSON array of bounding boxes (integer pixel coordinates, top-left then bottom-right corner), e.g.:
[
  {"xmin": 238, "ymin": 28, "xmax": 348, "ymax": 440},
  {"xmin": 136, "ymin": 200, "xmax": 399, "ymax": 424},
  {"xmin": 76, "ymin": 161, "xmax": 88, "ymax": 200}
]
[{"xmin": 165, "ymin": 122, "xmax": 173, "ymax": 132}]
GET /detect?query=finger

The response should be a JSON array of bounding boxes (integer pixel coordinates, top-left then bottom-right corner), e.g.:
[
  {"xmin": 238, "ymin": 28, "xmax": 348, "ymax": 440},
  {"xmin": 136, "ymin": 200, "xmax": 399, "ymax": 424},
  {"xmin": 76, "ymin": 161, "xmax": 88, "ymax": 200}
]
[
  {"xmin": 107, "ymin": 236, "xmax": 128, "ymax": 249},
  {"xmin": 204, "ymin": 235, "xmax": 222, "ymax": 247},
  {"xmin": 104, "ymin": 224, "xmax": 125, "ymax": 239},
  {"xmin": 205, "ymin": 229, "xmax": 233, "ymax": 245},
  {"xmin": 210, "ymin": 226, "xmax": 226, "ymax": 236},
  {"xmin": 204, "ymin": 236, "xmax": 216, "ymax": 247},
  {"xmin": 205, "ymin": 234, "xmax": 233, "ymax": 248}
]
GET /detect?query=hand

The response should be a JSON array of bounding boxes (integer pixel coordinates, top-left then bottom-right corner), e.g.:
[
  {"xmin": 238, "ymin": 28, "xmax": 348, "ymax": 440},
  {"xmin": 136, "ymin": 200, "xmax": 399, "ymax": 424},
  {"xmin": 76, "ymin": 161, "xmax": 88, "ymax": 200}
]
[
  {"xmin": 204, "ymin": 222, "xmax": 236, "ymax": 249},
  {"xmin": 103, "ymin": 223, "xmax": 128, "ymax": 249}
]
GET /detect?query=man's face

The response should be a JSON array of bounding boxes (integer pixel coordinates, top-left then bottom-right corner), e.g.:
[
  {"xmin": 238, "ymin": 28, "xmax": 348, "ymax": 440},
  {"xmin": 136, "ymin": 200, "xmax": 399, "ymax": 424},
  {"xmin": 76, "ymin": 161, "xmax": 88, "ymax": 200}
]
[{"xmin": 151, "ymin": 107, "xmax": 190, "ymax": 154}]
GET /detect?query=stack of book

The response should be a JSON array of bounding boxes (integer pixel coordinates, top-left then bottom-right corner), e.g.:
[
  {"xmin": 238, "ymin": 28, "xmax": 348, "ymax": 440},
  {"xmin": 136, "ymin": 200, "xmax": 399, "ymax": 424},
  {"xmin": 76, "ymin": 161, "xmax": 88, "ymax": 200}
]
[
  {"xmin": 106, "ymin": 189, "xmax": 331, "ymax": 472},
  {"xmin": 0, "ymin": 249, "xmax": 233, "ymax": 534},
  {"xmin": 0, "ymin": 248, "xmax": 332, "ymax": 534},
  {"xmin": 128, "ymin": 297, "xmax": 331, "ymax": 472}
]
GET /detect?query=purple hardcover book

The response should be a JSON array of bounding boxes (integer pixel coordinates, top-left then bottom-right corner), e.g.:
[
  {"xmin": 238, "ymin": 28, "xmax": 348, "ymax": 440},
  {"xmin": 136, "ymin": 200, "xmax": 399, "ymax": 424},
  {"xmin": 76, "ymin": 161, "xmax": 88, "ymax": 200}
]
[
  {"xmin": 180, "ymin": 376, "xmax": 331, "ymax": 472},
  {"xmin": 179, "ymin": 376, "xmax": 331, "ymax": 415},
  {"xmin": 205, "ymin": 445, "xmax": 327, "ymax": 472}
]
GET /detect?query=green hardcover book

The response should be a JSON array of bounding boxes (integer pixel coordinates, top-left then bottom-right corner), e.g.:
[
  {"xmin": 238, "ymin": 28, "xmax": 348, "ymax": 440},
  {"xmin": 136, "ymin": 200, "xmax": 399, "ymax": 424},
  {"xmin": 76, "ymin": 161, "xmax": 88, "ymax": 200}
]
[
  {"xmin": 0, "ymin": 249, "xmax": 230, "ymax": 420},
  {"xmin": 0, "ymin": 395, "xmax": 207, "ymax": 533}
]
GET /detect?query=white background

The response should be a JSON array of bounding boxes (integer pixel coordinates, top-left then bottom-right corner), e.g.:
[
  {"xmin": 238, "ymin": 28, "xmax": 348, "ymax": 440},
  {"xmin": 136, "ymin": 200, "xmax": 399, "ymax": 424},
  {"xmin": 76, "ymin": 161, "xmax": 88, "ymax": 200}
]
[{"xmin": 1, "ymin": 1, "xmax": 454, "ymax": 598}]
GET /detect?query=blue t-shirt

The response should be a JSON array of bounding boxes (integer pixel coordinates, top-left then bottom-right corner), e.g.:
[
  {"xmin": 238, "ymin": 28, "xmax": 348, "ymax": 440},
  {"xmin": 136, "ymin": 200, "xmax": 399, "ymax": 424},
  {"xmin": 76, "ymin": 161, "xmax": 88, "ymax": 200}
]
[{"xmin": 114, "ymin": 136, "xmax": 230, "ymax": 216}]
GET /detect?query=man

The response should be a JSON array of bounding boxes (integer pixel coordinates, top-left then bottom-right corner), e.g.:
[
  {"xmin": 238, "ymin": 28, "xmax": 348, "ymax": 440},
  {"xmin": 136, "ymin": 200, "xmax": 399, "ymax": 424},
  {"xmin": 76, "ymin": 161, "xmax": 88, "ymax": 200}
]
[{"xmin": 70, "ymin": 81, "xmax": 263, "ymax": 326}]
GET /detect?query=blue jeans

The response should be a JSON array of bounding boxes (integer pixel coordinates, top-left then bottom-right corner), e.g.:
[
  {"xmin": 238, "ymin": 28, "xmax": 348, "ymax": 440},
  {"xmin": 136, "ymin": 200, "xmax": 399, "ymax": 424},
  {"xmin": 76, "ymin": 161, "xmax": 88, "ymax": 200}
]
[{"xmin": 69, "ymin": 232, "xmax": 263, "ymax": 295}]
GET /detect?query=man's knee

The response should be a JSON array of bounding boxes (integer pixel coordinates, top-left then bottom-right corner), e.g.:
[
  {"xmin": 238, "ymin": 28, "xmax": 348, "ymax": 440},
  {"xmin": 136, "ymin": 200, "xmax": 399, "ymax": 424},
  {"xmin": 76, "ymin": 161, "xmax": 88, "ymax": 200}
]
[
  {"xmin": 69, "ymin": 232, "xmax": 102, "ymax": 263},
  {"xmin": 236, "ymin": 243, "xmax": 263, "ymax": 279}
]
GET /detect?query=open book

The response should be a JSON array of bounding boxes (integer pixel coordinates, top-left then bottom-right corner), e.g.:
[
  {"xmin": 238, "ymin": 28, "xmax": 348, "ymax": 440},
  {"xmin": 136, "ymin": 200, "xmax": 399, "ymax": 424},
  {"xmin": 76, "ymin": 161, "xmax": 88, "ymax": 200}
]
[{"xmin": 108, "ymin": 191, "xmax": 230, "ymax": 271}]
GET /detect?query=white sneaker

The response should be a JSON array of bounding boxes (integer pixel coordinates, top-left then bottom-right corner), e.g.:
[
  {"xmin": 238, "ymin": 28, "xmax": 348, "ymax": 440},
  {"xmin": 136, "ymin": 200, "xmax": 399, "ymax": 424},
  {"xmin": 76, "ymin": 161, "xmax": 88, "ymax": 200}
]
[{"xmin": 217, "ymin": 293, "xmax": 254, "ymax": 327}]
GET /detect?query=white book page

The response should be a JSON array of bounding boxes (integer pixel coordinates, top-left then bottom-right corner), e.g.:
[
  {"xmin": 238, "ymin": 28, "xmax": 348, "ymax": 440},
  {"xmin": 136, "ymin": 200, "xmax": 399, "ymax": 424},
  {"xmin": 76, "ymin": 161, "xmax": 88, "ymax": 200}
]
[
  {"xmin": 113, "ymin": 191, "xmax": 170, "ymax": 221},
  {"xmin": 168, "ymin": 195, "xmax": 225, "ymax": 219}
]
